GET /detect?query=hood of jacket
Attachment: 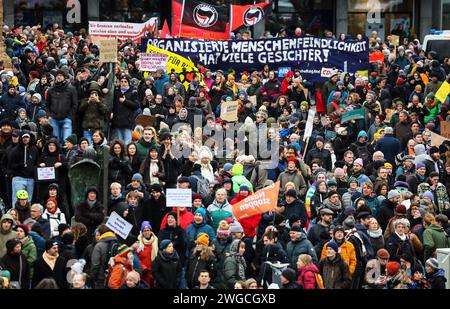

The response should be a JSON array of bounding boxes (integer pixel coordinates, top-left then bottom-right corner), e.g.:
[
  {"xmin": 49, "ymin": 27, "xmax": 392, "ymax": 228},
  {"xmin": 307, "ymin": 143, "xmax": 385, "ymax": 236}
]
[
  {"xmin": 42, "ymin": 138, "xmax": 62, "ymax": 156},
  {"xmin": 232, "ymin": 163, "xmax": 244, "ymax": 176},
  {"xmin": 414, "ymin": 144, "xmax": 426, "ymax": 156}
]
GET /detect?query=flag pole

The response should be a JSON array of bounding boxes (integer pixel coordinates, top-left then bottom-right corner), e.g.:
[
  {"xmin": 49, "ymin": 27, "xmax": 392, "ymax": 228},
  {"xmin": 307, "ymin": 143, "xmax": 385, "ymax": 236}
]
[
  {"xmin": 179, "ymin": 0, "xmax": 185, "ymax": 37},
  {"xmin": 230, "ymin": 4, "xmax": 233, "ymax": 37}
]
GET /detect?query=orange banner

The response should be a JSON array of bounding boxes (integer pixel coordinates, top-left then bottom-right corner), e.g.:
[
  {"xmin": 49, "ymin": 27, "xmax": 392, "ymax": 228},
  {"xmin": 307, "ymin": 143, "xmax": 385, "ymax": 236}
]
[{"xmin": 232, "ymin": 181, "xmax": 280, "ymax": 220}]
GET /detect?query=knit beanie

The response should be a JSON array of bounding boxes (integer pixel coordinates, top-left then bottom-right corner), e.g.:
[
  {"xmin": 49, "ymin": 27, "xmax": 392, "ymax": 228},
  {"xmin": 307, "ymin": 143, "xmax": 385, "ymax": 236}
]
[{"xmin": 196, "ymin": 233, "xmax": 210, "ymax": 246}]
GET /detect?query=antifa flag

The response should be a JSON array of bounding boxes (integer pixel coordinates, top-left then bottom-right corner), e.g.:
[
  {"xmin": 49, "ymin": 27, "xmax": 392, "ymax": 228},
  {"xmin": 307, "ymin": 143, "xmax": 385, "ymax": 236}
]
[
  {"xmin": 231, "ymin": 2, "xmax": 272, "ymax": 31},
  {"xmin": 176, "ymin": 0, "xmax": 230, "ymax": 40}
]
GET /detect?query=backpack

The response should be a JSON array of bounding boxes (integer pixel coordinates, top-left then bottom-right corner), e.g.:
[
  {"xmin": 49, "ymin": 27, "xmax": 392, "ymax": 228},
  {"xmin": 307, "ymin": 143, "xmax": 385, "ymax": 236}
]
[
  {"xmin": 103, "ymin": 240, "xmax": 121, "ymax": 286},
  {"xmin": 356, "ymin": 144, "xmax": 370, "ymax": 166},
  {"xmin": 314, "ymin": 272, "xmax": 325, "ymax": 289},
  {"xmin": 192, "ymin": 174, "xmax": 210, "ymax": 198}
]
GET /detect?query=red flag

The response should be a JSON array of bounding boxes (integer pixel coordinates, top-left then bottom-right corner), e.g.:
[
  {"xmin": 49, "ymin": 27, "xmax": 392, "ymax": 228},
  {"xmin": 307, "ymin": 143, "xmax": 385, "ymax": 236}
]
[
  {"xmin": 231, "ymin": 2, "xmax": 272, "ymax": 31},
  {"xmin": 174, "ymin": 0, "xmax": 230, "ymax": 40},
  {"xmin": 160, "ymin": 20, "xmax": 172, "ymax": 38}
]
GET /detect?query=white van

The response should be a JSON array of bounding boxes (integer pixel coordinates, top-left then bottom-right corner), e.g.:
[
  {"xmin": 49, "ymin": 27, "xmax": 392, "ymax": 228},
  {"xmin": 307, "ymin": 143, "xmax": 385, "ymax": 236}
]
[{"xmin": 422, "ymin": 30, "xmax": 450, "ymax": 60}]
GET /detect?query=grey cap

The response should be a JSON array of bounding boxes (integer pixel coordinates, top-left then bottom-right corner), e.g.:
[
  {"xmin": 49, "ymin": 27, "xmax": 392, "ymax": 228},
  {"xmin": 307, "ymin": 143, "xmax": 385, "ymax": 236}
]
[{"xmin": 320, "ymin": 208, "xmax": 334, "ymax": 216}]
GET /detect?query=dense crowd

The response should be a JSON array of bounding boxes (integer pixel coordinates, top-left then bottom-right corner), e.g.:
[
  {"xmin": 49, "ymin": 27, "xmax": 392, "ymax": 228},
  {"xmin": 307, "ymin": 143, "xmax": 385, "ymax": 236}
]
[{"xmin": 0, "ymin": 23, "xmax": 449, "ymax": 290}]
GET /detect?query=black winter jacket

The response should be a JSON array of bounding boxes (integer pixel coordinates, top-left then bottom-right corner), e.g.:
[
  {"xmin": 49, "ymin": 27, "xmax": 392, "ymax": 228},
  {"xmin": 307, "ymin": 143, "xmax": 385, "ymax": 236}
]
[
  {"xmin": 111, "ymin": 87, "xmax": 139, "ymax": 129},
  {"xmin": 46, "ymin": 80, "xmax": 78, "ymax": 120}
]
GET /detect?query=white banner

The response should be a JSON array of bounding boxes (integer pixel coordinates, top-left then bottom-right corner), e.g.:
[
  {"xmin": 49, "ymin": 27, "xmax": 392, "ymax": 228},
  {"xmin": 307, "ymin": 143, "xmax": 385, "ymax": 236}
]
[
  {"xmin": 303, "ymin": 110, "xmax": 316, "ymax": 141},
  {"xmin": 166, "ymin": 189, "xmax": 192, "ymax": 207},
  {"xmin": 89, "ymin": 17, "xmax": 158, "ymax": 40},
  {"xmin": 140, "ymin": 53, "xmax": 168, "ymax": 72},
  {"xmin": 106, "ymin": 211, "xmax": 133, "ymax": 239}
]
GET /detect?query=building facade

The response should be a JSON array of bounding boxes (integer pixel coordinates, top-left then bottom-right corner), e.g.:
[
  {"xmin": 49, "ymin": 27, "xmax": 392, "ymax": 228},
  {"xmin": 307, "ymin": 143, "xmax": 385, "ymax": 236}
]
[{"xmin": 3, "ymin": 0, "xmax": 448, "ymax": 41}]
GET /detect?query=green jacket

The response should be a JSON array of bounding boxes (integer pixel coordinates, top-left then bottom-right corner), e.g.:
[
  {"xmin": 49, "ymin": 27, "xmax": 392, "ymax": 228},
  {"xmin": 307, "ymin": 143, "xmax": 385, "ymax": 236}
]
[
  {"xmin": 231, "ymin": 163, "xmax": 253, "ymax": 193},
  {"xmin": 423, "ymin": 224, "xmax": 449, "ymax": 260},
  {"xmin": 21, "ymin": 236, "xmax": 37, "ymax": 277},
  {"xmin": 0, "ymin": 214, "xmax": 18, "ymax": 258},
  {"xmin": 136, "ymin": 138, "xmax": 158, "ymax": 160},
  {"xmin": 78, "ymin": 97, "xmax": 108, "ymax": 130}
]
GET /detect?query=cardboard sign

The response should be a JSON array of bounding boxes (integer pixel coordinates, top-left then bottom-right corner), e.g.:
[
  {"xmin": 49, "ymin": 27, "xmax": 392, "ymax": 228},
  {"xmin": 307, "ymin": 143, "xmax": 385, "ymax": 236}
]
[
  {"xmin": 385, "ymin": 109, "xmax": 394, "ymax": 123},
  {"xmin": 430, "ymin": 131, "xmax": 450, "ymax": 147},
  {"xmin": 106, "ymin": 211, "xmax": 133, "ymax": 239},
  {"xmin": 99, "ymin": 38, "xmax": 117, "ymax": 63},
  {"xmin": 166, "ymin": 189, "xmax": 193, "ymax": 207},
  {"xmin": 435, "ymin": 81, "xmax": 450, "ymax": 103},
  {"xmin": 220, "ymin": 101, "xmax": 239, "ymax": 122},
  {"xmin": 140, "ymin": 53, "xmax": 168, "ymax": 72},
  {"xmin": 89, "ymin": 18, "xmax": 158, "ymax": 40},
  {"xmin": 441, "ymin": 121, "xmax": 450, "ymax": 139},
  {"xmin": 391, "ymin": 35, "xmax": 400, "ymax": 47},
  {"xmin": 248, "ymin": 95, "xmax": 257, "ymax": 106},
  {"xmin": 232, "ymin": 181, "xmax": 280, "ymax": 220},
  {"xmin": 37, "ymin": 167, "xmax": 56, "ymax": 181}
]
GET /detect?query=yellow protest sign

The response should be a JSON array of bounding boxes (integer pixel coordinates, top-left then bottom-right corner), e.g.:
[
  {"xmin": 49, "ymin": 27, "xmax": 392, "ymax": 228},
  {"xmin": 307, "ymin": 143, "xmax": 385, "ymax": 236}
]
[
  {"xmin": 220, "ymin": 101, "xmax": 239, "ymax": 122},
  {"xmin": 435, "ymin": 81, "xmax": 450, "ymax": 103},
  {"xmin": 144, "ymin": 43, "xmax": 204, "ymax": 90},
  {"xmin": 391, "ymin": 35, "xmax": 400, "ymax": 47}
]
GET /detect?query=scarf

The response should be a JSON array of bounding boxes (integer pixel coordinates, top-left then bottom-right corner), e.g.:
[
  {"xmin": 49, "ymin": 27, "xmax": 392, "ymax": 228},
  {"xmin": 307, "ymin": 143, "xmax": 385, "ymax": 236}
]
[
  {"xmin": 367, "ymin": 228, "xmax": 383, "ymax": 238},
  {"xmin": 87, "ymin": 200, "xmax": 96, "ymax": 208},
  {"xmin": 149, "ymin": 159, "xmax": 159, "ymax": 184},
  {"xmin": 99, "ymin": 231, "xmax": 116, "ymax": 240},
  {"xmin": 200, "ymin": 163, "xmax": 215, "ymax": 183},
  {"xmin": 137, "ymin": 234, "xmax": 158, "ymax": 261},
  {"xmin": 395, "ymin": 232, "xmax": 407, "ymax": 241},
  {"xmin": 229, "ymin": 240, "xmax": 246, "ymax": 280},
  {"xmin": 43, "ymin": 251, "xmax": 58, "ymax": 270}
]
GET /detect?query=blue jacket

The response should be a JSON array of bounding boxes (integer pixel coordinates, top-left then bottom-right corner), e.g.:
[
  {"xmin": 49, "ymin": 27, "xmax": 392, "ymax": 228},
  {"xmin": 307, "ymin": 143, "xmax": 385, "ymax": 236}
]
[
  {"xmin": 186, "ymin": 221, "xmax": 216, "ymax": 244},
  {"xmin": 375, "ymin": 134, "xmax": 401, "ymax": 166},
  {"xmin": 286, "ymin": 233, "xmax": 318, "ymax": 267},
  {"xmin": 29, "ymin": 231, "xmax": 46, "ymax": 257},
  {"xmin": 155, "ymin": 74, "xmax": 169, "ymax": 95}
]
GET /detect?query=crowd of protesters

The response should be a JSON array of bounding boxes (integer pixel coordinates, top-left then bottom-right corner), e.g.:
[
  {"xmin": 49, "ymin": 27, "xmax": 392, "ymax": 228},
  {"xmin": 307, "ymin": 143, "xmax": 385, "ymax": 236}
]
[{"xmin": 0, "ymin": 22, "xmax": 449, "ymax": 290}]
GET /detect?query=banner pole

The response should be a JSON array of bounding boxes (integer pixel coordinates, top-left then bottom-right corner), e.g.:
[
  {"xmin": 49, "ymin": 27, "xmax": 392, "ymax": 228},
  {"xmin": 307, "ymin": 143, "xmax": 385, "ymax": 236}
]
[
  {"xmin": 177, "ymin": 207, "xmax": 180, "ymax": 226},
  {"xmin": 230, "ymin": 4, "xmax": 233, "ymax": 36},
  {"xmin": 303, "ymin": 136, "xmax": 310, "ymax": 158},
  {"xmin": 179, "ymin": 0, "xmax": 185, "ymax": 38}
]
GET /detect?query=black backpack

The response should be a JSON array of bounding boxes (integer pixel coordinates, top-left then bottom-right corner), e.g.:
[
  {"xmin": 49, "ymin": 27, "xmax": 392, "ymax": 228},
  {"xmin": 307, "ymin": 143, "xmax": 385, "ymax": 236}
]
[{"xmin": 356, "ymin": 144, "xmax": 370, "ymax": 166}]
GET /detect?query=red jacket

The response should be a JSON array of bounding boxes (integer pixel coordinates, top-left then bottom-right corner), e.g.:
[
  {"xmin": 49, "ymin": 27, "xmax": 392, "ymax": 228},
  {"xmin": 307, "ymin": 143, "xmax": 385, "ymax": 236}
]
[
  {"xmin": 281, "ymin": 71, "xmax": 294, "ymax": 95},
  {"xmin": 230, "ymin": 192, "xmax": 262, "ymax": 238},
  {"xmin": 315, "ymin": 90, "xmax": 326, "ymax": 114},
  {"xmin": 160, "ymin": 207, "xmax": 194, "ymax": 230},
  {"xmin": 297, "ymin": 264, "xmax": 320, "ymax": 289}
]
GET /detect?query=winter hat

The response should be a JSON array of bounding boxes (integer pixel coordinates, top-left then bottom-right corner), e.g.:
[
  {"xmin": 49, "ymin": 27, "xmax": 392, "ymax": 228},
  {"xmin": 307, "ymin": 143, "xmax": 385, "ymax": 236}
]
[
  {"xmin": 344, "ymin": 207, "xmax": 356, "ymax": 217},
  {"xmin": 386, "ymin": 262, "xmax": 400, "ymax": 276},
  {"xmin": 327, "ymin": 180, "xmax": 338, "ymax": 188},
  {"xmin": 357, "ymin": 130, "xmax": 368, "ymax": 140},
  {"xmin": 395, "ymin": 204, "xmax": 407, "ymax": 215},
  {"xmin": 159, "ymin": 239, "xmax": 171, "ymax": 251},
  {"xmin": 192, "ymin": 193, "xmax": 203, "ymax": 201},
  {"xmin": 354, "ymin": 158, "xmax": 364, "ymax": 167},
  {"xmin": 177, "ymin": 176, "xmax": 191, "ymax": 184},
  {"xmin": 377, "ymin": 248, "xmax": 390, "ymax": 260},
  {"xmin": 45, "ymin": 240, "xmax": 59, "ymax": 251},
  {"xmin": 217, "ymin": 220, "xmax": 231, "ymax": 235},
  {"xmin": 16, "ymin": 224, "xmax": 29, "ymax": 237},
  {"xmin": 132, "ymin": 131, "xmax": 140, "ymax": 141},
  {"xmin": 343, "ymin": 216, "xmax": 356, "ymax": 230},
  {"xmin": 387, "ymin": 190, "xmax": 400, "ymax": 200},
  {"xmin": 290, "ymin": 225, "xmax": 302, "ymax": 233},
  {"xmin": 426, "ymin": 258, "xmax": 439, "ymax": 270},
  {"xmin": 167, "ymin": 211, "xmax": 177, "ymax": 222},
  {"xmin": 422, "ymin": 191, "xmax": 434, "ymax": 200},
  {"xmin": 223, "ymin": 163, "xmax": 233, "ymax": 172},
  {"xmin": 65, "ymin": 134, "xmax": 78, "ymax": 145},
  {"xmin": 196, "ymin": 233, "xmax": 209, "ymax": 246},
  {"xmin": 239, "ymin": 185, "xmax": 250, "ymax": 192},
  {"xmin": 131, "ymin": 173, "xmax": 143, "ymax": 183},
  {"xmin": 281, "ymin": 268, "xmax": 297, "ymax": 282},
  {"xmin": 426, "ymin": 92, "xmax": 435, "ymax": 100},
  {"xmin": 141, "ymin": 221, "xmax": 152, "ymax": 232},
  {"xmin": 117, "ymin": 244, "xmax": 132, "ymax": 258},
  {"xmin": 36, "ymin": 109, "xmax": 47, "ymax": 119},
  {"xmin": 285, "ymin": 189, "xmax": 297, "ymax": 198},
  {"xmin": 348, "ymin": 177, "xmax": 358, "ymax": 185},
  {"xmin": 62, "ymin": 232, "xmax": 74, "ymax": 245},
  {"xmin": 326, "ymin": 241, "xmax": 339, "ymax": 253},
  {"xmin": 333, "ymin": 225, "xmax": 345, "ymax": 235},
  {"xmin": 334, "ymin": 168, "xmax": 345, "ymax": 178},
  {"xmin": 230, "ymin": 221, "xmax": 244, "ymax": 234},
  {"xmin": 150, "ymin": 183, "xmax": 163, "ymax": 193},
  {"xmin": 194, "ymin": 208, "xmax": 206, "ymax": 219}
]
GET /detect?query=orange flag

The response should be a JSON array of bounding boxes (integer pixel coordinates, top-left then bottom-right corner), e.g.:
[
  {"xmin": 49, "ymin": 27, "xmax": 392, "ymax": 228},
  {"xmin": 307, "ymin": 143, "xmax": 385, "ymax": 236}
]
[{"xmin": 232, "ymin": 181, "xmax": 280, "ymax": 220}]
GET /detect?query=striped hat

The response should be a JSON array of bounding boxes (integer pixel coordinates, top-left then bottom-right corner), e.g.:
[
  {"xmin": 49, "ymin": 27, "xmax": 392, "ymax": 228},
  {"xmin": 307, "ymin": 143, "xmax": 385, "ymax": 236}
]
[{"xmin": 117, "ymin": 244, "xmax": 131, "ymax": 258}]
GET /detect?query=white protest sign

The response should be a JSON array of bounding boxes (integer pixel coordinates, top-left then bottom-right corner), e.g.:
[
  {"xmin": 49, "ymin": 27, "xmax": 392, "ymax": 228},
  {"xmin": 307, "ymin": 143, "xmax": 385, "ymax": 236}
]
[
  {"xmin": 88, "ymin": 17, "xmax": 158, "ymax": 40},
  {"xmin": 106, "ymin": 211, "xmax": 133, "ymax": 239},
  {"xmin": 166, "ymin": 189, "xmax": 192, "ymax": 207},
  {"xmin": 303, "ymin": 109, "xmax": 316, "ymax": 141},
  {"xmin": 140, "ymin": 53, "xmax": 168, "ymax": 71},
  {"xmin": 37, "ymin": 167, "xmax": 56, "ymax": 181}
]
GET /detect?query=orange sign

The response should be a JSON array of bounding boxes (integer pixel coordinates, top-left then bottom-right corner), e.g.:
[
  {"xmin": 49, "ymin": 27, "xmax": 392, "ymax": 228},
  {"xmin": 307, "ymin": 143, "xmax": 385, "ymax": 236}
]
[{"xmin": 232, "ymin": 181, "xmax": 280, "ymax": 220}]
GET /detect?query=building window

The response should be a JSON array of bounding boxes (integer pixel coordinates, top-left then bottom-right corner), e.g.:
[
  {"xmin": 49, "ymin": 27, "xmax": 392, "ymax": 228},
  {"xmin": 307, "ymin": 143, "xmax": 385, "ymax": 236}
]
[
  {"xmin": 99, "ymin": 0, "xmax": 162, "ymax": 23},
  {"xmin": 444, "ymin": 0, "xmax": 450, "ymax": 29},
  {"xmin": 347, "ymin": 0, "xmax": 414, "ymax": 39}
]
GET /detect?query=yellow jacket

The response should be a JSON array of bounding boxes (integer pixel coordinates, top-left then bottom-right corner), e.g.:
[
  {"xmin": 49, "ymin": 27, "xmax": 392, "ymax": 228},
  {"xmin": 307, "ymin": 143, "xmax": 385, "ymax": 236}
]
[{"xmin": 320, "ymin": 241, "xmax": 357, "ymax": 274}]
